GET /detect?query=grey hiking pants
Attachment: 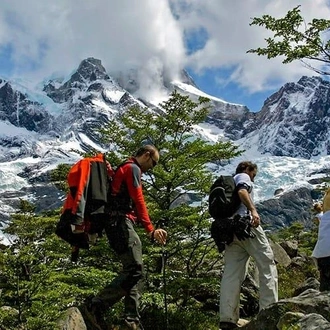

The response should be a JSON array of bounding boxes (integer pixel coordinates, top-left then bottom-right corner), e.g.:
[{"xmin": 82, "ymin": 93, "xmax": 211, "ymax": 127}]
[
  {"xmin": 93, "ymin": 216, "xmax": 144, "ymax": 321},
  {"xmin": 220, "ymin": 225, "xmax": 278, "ymax": 324}
]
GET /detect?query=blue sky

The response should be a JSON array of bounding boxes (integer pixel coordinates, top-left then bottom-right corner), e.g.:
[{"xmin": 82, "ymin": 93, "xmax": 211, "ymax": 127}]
[
  {"xmin": 187, "ymin": 68, "xmax": 274, "ymax": 112},
  {"xmin": 0, "ymin": 0, "xmax": 329, "ymax": 112}
]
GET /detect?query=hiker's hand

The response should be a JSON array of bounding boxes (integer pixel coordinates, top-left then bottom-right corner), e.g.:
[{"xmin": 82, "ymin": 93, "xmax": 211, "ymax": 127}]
[
  {"xmin": 234, "ymin": 216, "xmax": 256, "ymax": 241},
  {"xmin": 106, "ymin": 161, "xmax": 115, "ymax": 176},
  {"xmin": 150, "ymin": 229, "xmax": 167, "ymax": 245},
  {"xmin": 251, "ymin": 210, "xmax": 260, "ymax": 227}
]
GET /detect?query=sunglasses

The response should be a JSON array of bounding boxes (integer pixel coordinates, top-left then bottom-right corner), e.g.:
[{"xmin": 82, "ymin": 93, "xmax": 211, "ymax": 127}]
[{"xmin": 149, "ymin": 156, "xmax": 158, "ymax": 167}]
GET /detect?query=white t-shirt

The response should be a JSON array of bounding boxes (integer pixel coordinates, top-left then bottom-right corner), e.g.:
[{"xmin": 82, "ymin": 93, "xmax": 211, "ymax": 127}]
[
  {"xmin": 315, "ymin": 212, "xmax": 323, "ymax": 222},
  {"xmin": 312, "ymin": 211, "xmax": 330, "ymax": 258},
  {"xmin": 234, "ymin": 172, "xmax": 253, "ymax": 217}
]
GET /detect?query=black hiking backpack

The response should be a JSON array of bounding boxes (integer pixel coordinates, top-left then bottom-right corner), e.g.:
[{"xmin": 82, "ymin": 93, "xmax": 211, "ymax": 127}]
[
  {"xmin": 208, "ymin": 175, "xmax": 255, "ymax": 252},
  {"xmin": 208, "ymin": 175, "xmax": 240, "ymax": 219}
]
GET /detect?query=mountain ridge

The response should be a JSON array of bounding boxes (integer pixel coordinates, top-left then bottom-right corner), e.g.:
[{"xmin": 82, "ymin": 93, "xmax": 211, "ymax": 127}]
[
  {"xmin": 0, "ymin": 57, "xmax": 329, "ymax": 238},
  {"xmin": 4, "ymin": 56, "xmax": 329, "ymax": 160}
]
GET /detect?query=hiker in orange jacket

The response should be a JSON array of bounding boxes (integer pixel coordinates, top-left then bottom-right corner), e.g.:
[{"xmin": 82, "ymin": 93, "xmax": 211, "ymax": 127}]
[{"xmin": 84, "ymin": 144, "xmax": 167, "ymax": 330}]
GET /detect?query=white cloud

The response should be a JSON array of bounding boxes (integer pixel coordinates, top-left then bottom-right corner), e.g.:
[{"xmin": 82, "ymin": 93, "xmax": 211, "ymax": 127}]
[
  {"xmin": 0, "ymin": 0, "xmax": 185, "ymax": 84},
  {"xmin": 0, "ymin": 0, "xmax": 329, "ymax": 95},
  {"xmin": 171, "ymin": 0, "xmax": 330, "ymax": 92}
]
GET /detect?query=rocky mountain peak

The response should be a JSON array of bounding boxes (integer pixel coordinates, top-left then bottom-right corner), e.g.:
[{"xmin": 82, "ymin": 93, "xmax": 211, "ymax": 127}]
[
  {"xmin": 247, "ymin": 76, "xmax": 330, "ymax": 158},
  {"xmin": 297, "ymin": 75, "xmax": 323, "ymax": 89},
  {"xmin": 3, "ymin": 58, "xmax": 330, "ymax": 160},
  {"xmin": 72, "ymin": 57, "xmax": 110, "ymax": 83},
  {"xmin": 43, "ymin": 57, "xmax": 115, "ymax": 103},
  {"xmin": 178, "ymin": 69, "xmax": 198, "ymax": 88}
]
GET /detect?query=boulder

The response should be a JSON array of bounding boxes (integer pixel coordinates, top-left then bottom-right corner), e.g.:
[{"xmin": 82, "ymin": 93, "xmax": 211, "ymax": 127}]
[
  {"xmin": 57, "ymin": 307, "xmax": 87, "ymax": 330},
  {"xmin": 240, "ymin": 289, "xmax": 330, "ymax": 330},
  {"xmin": 293, "ymin": 277, "xmax": 320, "ymax": 297},
  {"xmin": 269, "ymin": 240, "xmax": 291, "ymax": 267},
  {"xmin": 280, "ymin": 240, "xmax": 298, "ymax": 258}
]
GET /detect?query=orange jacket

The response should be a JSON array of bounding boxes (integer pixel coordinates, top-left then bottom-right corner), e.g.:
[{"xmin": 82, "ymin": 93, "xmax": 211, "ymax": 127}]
[{"xmin": 62, "ymin": 153, "xmax": 108, "ymax": 224}]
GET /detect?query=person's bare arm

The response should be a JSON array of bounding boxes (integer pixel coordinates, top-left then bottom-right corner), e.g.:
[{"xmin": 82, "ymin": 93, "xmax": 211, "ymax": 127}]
[{"xmin": 238, "ymin": 189, "xmax": 260, "ymax": 227}]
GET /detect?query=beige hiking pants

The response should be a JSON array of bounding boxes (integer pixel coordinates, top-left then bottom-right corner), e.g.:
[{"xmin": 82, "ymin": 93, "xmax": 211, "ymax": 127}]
[{"xmin": 219, "ymin": 225, "xmax": 278, "ymax": 324}]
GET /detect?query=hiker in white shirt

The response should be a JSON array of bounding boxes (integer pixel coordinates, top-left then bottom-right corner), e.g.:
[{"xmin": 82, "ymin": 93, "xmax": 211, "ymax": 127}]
[
  {"xmin": 312, "ymin": 202, "xmax": 323, "ymax": 225},
  {"xmin": 312, "ymin": 189, "xmax": 330, "ymax": 291},
  {"xmin": 219, "ymin": 161, "xmax": 278, "ymax": 330}
]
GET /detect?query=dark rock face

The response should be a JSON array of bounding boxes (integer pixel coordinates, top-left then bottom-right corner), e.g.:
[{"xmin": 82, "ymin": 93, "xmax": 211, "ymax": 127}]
[
  {"xmin": 0, "ymin": 136, "xmax": 40, "ymax": 162},
  {"xmin": 280, "ymin": 240, "xmax": 298, "ymax": 258},
  {"xmin": 206, "ymin": 103, "xmax": 254, "ymax": 140},
  {"xmin": 274, "ymin": 188, "xmax": 284, "ymax": 196},
  {"xmin": 0, "ymin": 82, "xmax": 55, "ymax": 133},
  {"xmin": 257, "ymin": 187, "xmax": 314, "ymax": 230},
  {"xmin": 179, "ymin": 69, "xmax": 198, "ymax": 88},
  {"xmin": 294, "ymin": 277, "xmax": 320, "ymax": 296},
  {"xmin": 206, "ymin": 75, "xmax": 330, "ymax": 158},
  {"xmin": 56, "ymin": 307, "xmax": 87, "ymax": 330},
  {"xmin": 44, "ymin": 57, "xmax": 112, "ymax": 103},
  {"xmin": 252, "ymin": 76, "xmax": 330, "ymax": 158}
]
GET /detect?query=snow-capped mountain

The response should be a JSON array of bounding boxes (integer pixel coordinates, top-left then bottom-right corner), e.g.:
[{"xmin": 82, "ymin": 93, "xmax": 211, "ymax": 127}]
[
  {"xmin": 252, "ymin": 76, "xmax": 330, "ymax": 158},
  {"xmin": 0, "ymin": 57, "xmax": 329, "ymax": 243}
]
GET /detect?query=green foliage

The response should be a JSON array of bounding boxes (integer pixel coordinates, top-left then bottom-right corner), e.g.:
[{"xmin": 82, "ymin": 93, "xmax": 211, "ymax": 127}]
[
  {"xmin": 0, "ymin": 200, "xmax": 118, "ymax": 329},
  {"xmin": 269, "ymin": 221, "xmax": 318, "ymax": 256},
  {"xmin": 283, "ymin": 325, "xmax": 300, "ymax": 330},
  {"xmin": 6, "ymin": 91, "xmax": 323, "ymax": 328},
  {"xmin": 101, "ymin": 90, "xmax": 241, "ymax": 218},
  {"xmin": 0, "ymin": 92, "xmax": 242, "ymax": 329},
  {"xmin": 270, "ymin": 222, "xmax": 305, "ymax": 241},
  {"xmin": 99, "ymin": 91, "xmax": 240, "ymax": 327},
  {"xmin": 270, "ymin": 222, "xmax": 319, "ymax": 299},
  {"xmin": 101, "ymin": 90, "xmax": 240, "ymax": 277},
  {"xmin": 298, "ymin": 228, "xmax": 318, "ymax": 256},
  {"xmin": 248, "ymin": 5, "xmax": 330, "ymax": 75},
  {"xmin": 141, "ymin": 293, "xmax": 219, "ymax": 330},
  {"xmin": 165, "ymin": 308, "xmax": 219, "ymax": 330},
  {"xmin": 50, "ymin": 163, "xmax": 71, "ymax": 192},
  {"xmin": 278, "ymin": 261, "xmax": 318, "ymax": 300}
]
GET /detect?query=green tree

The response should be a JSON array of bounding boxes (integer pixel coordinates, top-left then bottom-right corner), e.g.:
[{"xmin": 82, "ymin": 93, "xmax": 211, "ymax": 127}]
[
  {"xmin": 0, "ymin": 200, "xmax": 118, "ymax": 329},
  {"xmin": 50, "ymin": 163, "xmax": 72, "ymax": 192},
  {"xmin": 248, "ymin": 5, "xmax": 330, "ymax": 75},
  {"xmin": 100, "ymin": 90, "xmax": 242, "ymax": 327},
  {"xmin": 0, "ymin": 91, "xmax": 242, "ymax": 330}
]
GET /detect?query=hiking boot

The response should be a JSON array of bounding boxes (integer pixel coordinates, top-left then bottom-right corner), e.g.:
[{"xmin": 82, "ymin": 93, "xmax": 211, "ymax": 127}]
[
  {"xmin": 71, "ymin": 245, "xmax": 80, "ymax": 262},
  {"xmin": 120, "ymin": 319, "xmax": 141, "ymax": 330},
  {"xmin": 80, "ymin": 302, "xmax": 108, "ymax": 330},
  {"xmin": 237, "ymin": 318, "xmax": 249, "ymax": 327},
  {"xmin": 219, "ymin": 321, "xmax": 238, "ymax": 329}
]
